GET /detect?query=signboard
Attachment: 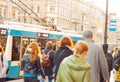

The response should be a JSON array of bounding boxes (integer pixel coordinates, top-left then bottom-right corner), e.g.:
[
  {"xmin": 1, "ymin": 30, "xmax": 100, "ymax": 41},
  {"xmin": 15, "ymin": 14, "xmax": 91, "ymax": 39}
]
[
  {"xmin": 109, "ymin": 13, "xmax": 117, "ymax": 32},
  {"xmin": 0, "ymin": 28, "xmax": 8, "ymax": 35},
  {"xmin": 109, "ymin": 19, "xmax": 116, "ymax": 32},
  {"xmin": 37, "ymin": 33, "xmax": 49, "ymax": 38}
]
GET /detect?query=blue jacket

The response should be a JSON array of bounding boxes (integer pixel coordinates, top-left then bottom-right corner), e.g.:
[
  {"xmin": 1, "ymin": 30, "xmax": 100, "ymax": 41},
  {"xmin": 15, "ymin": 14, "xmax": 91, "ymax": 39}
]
[
  {"xmin": 42, "ymin": 49, "xmax": 55, "ymax": 76},
  {"xmin": 22, "ymin": 53, "xmax": 45, "ymax": 78}
]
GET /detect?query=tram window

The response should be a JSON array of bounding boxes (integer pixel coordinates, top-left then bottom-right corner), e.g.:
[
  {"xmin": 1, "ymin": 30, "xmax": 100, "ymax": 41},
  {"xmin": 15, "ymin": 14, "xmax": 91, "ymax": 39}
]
[
  {"xmin": 0, "ymin": 34, "xmax": 7, "ymax": 51},
  {"xmin": 37, "ymin": 39, "xmax": 49, "ymax": 49},
  {"xmin": 12, "ymin": 37, "xmax": 21, "ymax": 61},
  {"xmin": 22, "ymin": 39, "xmax": 28, "ymax": 58},
  {"xmin": 21, "ymin": 38, "xmax": 36, "ymax": 58}
]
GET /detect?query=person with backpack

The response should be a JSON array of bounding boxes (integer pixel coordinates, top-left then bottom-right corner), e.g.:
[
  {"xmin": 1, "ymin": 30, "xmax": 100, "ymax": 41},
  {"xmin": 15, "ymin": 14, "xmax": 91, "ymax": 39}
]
[
  {"xmin": 0, "ymin": 45, "xmax": 8, "ymax": 82},
  {"xmin": 40, "ymin": 41, "xmax": 55, "ymax": 82},
  {"xmin": 22, "ymin": 42, "xmax": 45, "ymax": 82}
]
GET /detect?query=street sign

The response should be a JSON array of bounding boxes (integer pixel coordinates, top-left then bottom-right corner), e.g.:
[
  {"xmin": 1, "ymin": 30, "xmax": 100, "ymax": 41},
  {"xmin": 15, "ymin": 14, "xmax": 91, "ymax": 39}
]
[
  {"xmin": 109, "ymin": 19, "xmax": 117, "ymax": 32},
  {"xmin": 109, "ymin": 26, "xmax": 116, "ymax": 31}
]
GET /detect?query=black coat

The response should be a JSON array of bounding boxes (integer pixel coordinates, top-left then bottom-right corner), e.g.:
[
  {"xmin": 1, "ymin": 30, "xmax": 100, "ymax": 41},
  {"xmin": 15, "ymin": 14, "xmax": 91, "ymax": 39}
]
[{"xmin": 53, "ymin": 46, "xmax": 73, "ymax": 80}]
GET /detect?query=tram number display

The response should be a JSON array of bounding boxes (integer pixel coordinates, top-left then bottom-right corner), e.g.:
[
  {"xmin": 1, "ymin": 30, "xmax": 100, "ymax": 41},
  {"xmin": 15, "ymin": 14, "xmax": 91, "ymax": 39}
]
[
  {"xmin": 0, "ymin": 28, "xmax": 7, "ymax": 35},
  {"xmin": 37, "ymin": 33, "xmax": 49, "ymax": 38}
]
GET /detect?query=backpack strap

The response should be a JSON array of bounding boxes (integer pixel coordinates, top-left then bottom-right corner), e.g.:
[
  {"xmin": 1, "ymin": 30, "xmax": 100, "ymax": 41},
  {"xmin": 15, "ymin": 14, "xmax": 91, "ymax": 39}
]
[
  {"xmin": 1, "ymin": 55, "xmax": 4, "ymax": 67},
  {"xmin": 47, "ymin": 50, "xmax": 52, "ymax": 55},
  {"xmin": 1, "ymin": 55, "xmax": 3, "ymax": 62},
  {"xmin": 42, "ymin": 50, "xmax": 52, "ymax": 55}
]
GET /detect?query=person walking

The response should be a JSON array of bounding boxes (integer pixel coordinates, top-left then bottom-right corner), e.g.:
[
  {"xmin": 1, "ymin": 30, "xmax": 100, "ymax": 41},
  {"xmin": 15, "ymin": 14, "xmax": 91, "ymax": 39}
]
[
  {"xmin": 110, "ymin": 47, "xmax": 120, "ymax": 82},
  {"xmin": 40, "ymin": 41, "xmax": 55, "ymax": 82},
  {"xmin": 22, "ymin": 42, "xmax": 45, "ymax": 82},
  {"xmin": 56, "ymin": 41, "xmax": 91, "ymax": 82},
  {"xmin": 0, "ymin": 45, "xmax": 8, "ymax": 82},
  {"xmin": 113, "ymin": 54, "xmax": 120, "ymax": 82},
  {"xmin": 100, "ymin": 44, "xmax": 113, "ymax": 82},
  {"xmin": 53, "ymin": 36, "xmax": 74, "ymax": 81},
  {"xmin": 82, "ymin": 29, "xmax": 109, "ymax": 82}
]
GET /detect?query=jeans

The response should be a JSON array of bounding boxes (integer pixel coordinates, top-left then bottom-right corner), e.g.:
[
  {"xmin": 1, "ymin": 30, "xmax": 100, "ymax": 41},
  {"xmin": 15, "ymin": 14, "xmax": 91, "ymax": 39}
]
[
  {"xmin": 40, "ymin": 76, "xmax": 52, "ymax": 82},
  {"xmin": 24, "ymin": 77, "xmax": 37, "ymax": 82},
  {"xmin": 0, "ymin": 78, "xmax": 5, "ymax": 82}
]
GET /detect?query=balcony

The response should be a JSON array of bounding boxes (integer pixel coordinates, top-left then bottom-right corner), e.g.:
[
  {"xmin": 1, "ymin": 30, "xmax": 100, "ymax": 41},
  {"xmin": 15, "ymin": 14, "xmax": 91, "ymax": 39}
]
[{"xmin": 71, "ymin": 18, "xmax": 80, "ymax": 23}]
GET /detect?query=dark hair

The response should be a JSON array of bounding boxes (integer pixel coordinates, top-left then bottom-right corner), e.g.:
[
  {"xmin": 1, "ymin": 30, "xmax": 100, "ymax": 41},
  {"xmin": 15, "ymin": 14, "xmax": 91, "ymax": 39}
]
[
  {"xmin": 45, "ymin": 41, "xmax": 53, "ymax": 50},
  {"xmin": 102, "ymin": 44, "xmax": 108, "ymax": 49}
]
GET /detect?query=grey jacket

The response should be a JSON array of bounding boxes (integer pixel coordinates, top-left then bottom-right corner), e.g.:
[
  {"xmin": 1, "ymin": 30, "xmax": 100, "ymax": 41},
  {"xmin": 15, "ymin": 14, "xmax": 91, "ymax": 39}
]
[{"xmin": 84, "ymin": 38, "xmax": 109, "ymax": 82}]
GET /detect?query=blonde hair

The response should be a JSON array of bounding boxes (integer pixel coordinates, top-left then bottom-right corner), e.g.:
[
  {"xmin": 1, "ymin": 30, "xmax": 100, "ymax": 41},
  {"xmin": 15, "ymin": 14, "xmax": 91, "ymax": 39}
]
[
  {"xmin": 24, "ymin": 42, "xmax": 41, "ymax": 62},
  {"xmin": 74, "ymin": 41, "xmax": 88, "ymax": 58},
  {"xmin": 114, "ymin": 47, "xmax": 119, "ymax": 56},
  {"xmin": 0, "ymin": 45, "xmax": 4, "ymax": 55},
  {"xmin": 59, "ymin": 36, "xmax": 74, "ymax": 48}
]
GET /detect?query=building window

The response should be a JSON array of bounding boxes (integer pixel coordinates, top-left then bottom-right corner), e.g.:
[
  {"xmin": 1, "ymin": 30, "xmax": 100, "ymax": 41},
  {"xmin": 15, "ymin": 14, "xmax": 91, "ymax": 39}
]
[
  {"xmin": 31, "ymin": 6, "xmax": 33, "ymax": 10},
  {"xmin": 4, "ymin": 9, "xmax": 7, "ymax": 18},
  {"xmin": 37, "ymin": 6, "xmax": 40, "ymax": 13},
  {"xmin": 50, "ymin": 6, "xmax": 55, "ymax": 13},
  {"xmin": 0, "ymin": 8, "xmax": 2, "ymax": 16},
  {"xmin": 24, "ymin": 19, "xmax": 27, "ymax": 23}
]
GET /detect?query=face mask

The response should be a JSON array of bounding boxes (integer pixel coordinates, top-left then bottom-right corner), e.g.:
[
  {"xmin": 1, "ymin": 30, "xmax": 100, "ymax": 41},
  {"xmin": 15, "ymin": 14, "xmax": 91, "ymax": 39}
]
[{"xmin": 27, "ymin": 48, "xmax": 32, "ymax": 53}]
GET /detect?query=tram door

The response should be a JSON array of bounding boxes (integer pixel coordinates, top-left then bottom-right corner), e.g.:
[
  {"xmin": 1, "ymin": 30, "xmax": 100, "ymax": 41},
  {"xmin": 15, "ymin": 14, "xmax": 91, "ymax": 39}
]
[{"xmin": 10, "ymin": 36, "xmax": 21, "ymax": 78}]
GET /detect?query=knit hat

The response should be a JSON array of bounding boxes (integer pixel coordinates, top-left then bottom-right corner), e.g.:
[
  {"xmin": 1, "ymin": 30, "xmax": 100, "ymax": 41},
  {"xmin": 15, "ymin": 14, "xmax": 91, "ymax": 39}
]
[{"xmin": 82, "ymin": 29, "xmax": 93, "ymax": 36}]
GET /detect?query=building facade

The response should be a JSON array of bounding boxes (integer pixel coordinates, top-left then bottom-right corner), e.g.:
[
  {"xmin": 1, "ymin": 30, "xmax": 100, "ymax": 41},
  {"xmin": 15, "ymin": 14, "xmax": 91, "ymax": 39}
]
[{"xmin": 0, "ymin": 0, "xmax": 107, "ymax": 44}]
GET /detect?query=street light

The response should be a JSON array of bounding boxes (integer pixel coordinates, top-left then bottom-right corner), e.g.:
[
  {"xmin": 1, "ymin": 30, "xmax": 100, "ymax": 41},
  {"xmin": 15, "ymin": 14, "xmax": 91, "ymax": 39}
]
[{"xmin": 104, "ymin": 0, "xmax": 108, "ymax": 44}]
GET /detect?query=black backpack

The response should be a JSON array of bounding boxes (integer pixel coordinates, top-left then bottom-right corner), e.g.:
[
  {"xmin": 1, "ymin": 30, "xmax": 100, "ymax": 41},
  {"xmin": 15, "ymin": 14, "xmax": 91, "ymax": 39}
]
[
  {"xmin": 113, "ymin": 55, "xmax": 120, "ymax": 71},
  {"xmin": 1, "ymin": 55, "xmax": 9, "ymax": 74}
]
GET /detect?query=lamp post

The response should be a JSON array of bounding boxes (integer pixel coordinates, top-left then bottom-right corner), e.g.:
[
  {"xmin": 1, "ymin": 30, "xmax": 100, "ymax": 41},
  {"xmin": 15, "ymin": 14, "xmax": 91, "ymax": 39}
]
[{"xmin": 104, "ymin": 0, "xmax": 108, "ymax": 44}]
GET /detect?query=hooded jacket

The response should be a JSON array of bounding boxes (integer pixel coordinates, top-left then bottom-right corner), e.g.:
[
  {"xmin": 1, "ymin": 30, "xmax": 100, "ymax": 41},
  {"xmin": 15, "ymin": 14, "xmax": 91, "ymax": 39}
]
[{"xmin": 56, "ymin": 55, "xmax": 91, "ymax": 82}]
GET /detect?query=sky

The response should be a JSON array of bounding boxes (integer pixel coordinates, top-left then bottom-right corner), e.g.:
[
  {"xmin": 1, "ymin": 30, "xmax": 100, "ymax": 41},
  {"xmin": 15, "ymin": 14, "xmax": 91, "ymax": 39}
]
[{"xmin": 85, "ymin": 0, "xmax": 120, "ymax": 17}]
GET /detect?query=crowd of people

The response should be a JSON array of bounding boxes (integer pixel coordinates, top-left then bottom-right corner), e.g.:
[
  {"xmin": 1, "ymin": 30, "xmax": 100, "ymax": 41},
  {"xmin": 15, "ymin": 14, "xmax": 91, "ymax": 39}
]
[{"xmin": 1, "ymin": 29, "xmax": 120, "ymax": 82}]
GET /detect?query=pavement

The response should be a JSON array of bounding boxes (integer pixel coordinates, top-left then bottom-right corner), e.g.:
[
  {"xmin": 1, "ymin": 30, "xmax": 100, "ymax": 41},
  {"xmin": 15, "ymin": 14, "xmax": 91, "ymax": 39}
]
[
  {"xmin": 6, "ymin": 79, "xmax": 54, "ymax": 82},
  {"xmin": 6, "ymin": 79, "xmax": 23, "ymax": 82},
  {"xmin": 6, "ymin": 76, "xmax": 54, "ymax": 82}
]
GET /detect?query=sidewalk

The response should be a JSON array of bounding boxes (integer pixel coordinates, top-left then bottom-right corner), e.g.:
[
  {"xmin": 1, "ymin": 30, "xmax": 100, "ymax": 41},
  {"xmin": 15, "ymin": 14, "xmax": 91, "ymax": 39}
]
[
  {"xmin": 6, "ymin": 78, "xmax": 54, "ymax": 82},
  {"xmin": 6, "ymin": 79, "xmax": 23, "ymax": 82}
]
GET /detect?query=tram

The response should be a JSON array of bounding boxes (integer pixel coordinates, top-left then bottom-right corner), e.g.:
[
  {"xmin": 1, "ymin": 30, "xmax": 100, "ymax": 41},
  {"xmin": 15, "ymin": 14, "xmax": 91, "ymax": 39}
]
[{"xmin": 0, "ymin": 22, "xmax": 82, "ymax": 79}]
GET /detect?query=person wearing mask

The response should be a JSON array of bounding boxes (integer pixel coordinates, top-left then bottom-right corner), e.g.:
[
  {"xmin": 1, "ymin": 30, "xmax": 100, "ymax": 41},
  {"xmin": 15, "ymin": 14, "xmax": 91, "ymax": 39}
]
[
  {"xmin": 53, "ymin": 36, "xmax": 74, "ymax": 81},
  {"xmin": 82, "ymin": 29, "xmax": 109, "ymax": 82},
  {"xmin": 0, "ymin": 45, "xmax": 8, "ymax": 82},
  {"xmin": 40, "ymin": 41, "xmax": 55, "ymax": 82},
  {"xmin": 22, "ymin": 42, "xmax": 45, "ymax": 82},
  {"xmin": 56, "ymin": 41, "xmax": 91, "ymax": 82}
]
